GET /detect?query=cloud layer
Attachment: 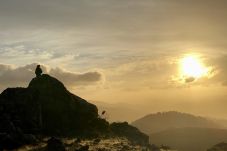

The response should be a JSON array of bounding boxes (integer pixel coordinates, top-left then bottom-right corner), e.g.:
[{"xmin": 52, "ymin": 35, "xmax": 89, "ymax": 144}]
[
  {"xmin": 0, "ymin": 63, "xmax": 103, "ymax": 91},
  {"xmin": 0, "ymin": 0, "xmax": 227, "ymax": 121}
]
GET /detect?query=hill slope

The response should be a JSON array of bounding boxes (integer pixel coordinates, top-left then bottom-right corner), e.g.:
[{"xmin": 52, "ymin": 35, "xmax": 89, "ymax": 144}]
[
  {"xmin": 132, "ymin": 111, "xmax": 222, "ymax": 134},
  {"xmin": 150, "ymin": 127, "xmax": 227, "ymax": 151}
]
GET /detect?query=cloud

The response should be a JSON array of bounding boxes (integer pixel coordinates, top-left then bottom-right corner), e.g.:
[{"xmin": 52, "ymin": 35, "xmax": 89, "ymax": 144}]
[
  {"xmin": 185, "ymin": 77, "xmax": 196, "ymax": 83},
  {"xmin": 0, "ymin": 63, "xmax": 103, "ymax": 91},
  {"xmin": 223, "ymin": 81, "xmax": 227, "ymax": 86},
  {"xmin": 103, "ymin": 56, "xmax": 179, "ymax": 90},
  {"xmin": 49, "ymin": 67, "xmax": 103, "ymax": 86},
  {"xmin": 103, "ymin": 53, "xmax": 227, "ymax": 90},
  {"xmin": 176, "ymin": 54, "xmax": 227, "ymax": 86},
  {"xmin": 1, "ymin": 0, "xmax": 227, "ymax": 74}
]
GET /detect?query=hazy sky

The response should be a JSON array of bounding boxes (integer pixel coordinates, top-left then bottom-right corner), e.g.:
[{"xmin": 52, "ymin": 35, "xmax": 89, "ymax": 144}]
[{"xmin": 0, "ymin": 0, "xmax": 227, "ymax": 121}]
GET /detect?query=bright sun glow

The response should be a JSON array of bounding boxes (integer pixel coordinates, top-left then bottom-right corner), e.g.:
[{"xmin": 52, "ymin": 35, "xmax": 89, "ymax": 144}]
[{"xmin": 180, "ymin": 55, "xmax": 208, "ymax": 78}]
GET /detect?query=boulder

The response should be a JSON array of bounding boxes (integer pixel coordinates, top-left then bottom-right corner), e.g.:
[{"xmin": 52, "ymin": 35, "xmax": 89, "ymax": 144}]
[{"xmin": 46, "ymin": 137, "xmax": 65, "ymax": 151}]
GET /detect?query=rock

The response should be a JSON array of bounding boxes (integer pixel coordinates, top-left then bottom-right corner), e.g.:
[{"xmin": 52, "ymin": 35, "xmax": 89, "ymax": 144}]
[
  {"xmin": 0, "ymin": 74, "xmax": 109, "ymax": 149},
  {"xmin": 76, "ymin": 145, "xmax": 89, "ymax": 151},
  {"xmin": 0, "ymin": 132, "xmax": 37, "ymax": 150},
  {"xmin": 93, "ymin": 138, "xmax": 101, "ymax": 144},
  {"xmin": 28, "ymin": 74, "xmax": 99, "ymax": 136},
  {"xmin": 75, "ymin": 138, "xmax": 82, "ymax": 143},
  {"xmin": 23, "ymin": 134, "xmax": 38, "ymax": 144},
  {"xmin": 0, "ymin": 74, "xmax": 104, "ymax": 136},
  {"xmin": 97, "ymin": 148, "xmax": 109, "ymax": 151},
  {"xmin": 110, "ymin": 122, "xmax": 149, "ymax": 146},
  {"xmin": 160, "ymin": 145, "xmax": 171, "ymax": 150},
  {"xmin": 121, "ymin": 144, "xmax": 131, "ymax": 150},
  {"xmin": 0, "ymin": 133, "xmax": 21, "ymax": 150},
  {"xmin": 47, "ymin": 137, "xmax": 65, "ymax": 151},
  {"xmin": 0, "ymin": 88, "xmax": 41, "ymax": 134}
]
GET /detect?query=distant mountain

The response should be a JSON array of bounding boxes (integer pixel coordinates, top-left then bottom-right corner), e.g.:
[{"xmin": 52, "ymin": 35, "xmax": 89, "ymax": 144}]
[
  {"xmin": 132, "ymin": 111, "xmax": 223, "ymax": 134},
  {"xmin": 132, "ymin": 111, "xmax": 227, "ymax": 151},
  {"xmin": 150, "ymin": 127, "xmax": 227, "ymax": 151}
]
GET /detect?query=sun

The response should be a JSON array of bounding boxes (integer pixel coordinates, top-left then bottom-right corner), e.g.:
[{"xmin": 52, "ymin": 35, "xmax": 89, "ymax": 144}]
[{"xmin": 180, "ymin": 55, "xmax": 208, "ymax": 79}]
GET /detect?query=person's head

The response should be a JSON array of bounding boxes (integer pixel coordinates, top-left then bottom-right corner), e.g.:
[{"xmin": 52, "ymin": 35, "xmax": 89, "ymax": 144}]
[{"xmin": 37, "ymin": 65, "xmax": 40, "ymax": 67}]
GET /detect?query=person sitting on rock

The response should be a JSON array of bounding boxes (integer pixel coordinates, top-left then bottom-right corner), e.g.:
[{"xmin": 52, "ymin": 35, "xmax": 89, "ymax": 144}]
[{"xmin": 35, "ymin": 65, "xmax": 42, "ymax": 77}]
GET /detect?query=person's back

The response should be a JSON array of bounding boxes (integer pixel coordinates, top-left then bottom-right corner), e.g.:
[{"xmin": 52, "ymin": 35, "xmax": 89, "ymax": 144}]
[{"xmin": 35, "ymin": 65, "xmax": 42, "ymax": 77}]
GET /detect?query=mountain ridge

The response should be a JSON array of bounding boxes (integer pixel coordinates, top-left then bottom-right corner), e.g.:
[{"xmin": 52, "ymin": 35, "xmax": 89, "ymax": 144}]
[
  {"xmin": 132, "ymin": 111, "xmax": 223, "ymax": 134},
  {"xmin": 132, "ymin": 111, "xmax": 227, "ymax": 151}
]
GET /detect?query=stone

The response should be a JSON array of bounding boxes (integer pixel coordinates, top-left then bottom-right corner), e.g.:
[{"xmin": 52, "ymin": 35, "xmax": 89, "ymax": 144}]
[
  {"xmin": 46, "ymin": 137, "xmax": 65, "ymax": 151},
  {"xmin": 76, "ymin": 145, "xmax": 89, "ymax": 151}
]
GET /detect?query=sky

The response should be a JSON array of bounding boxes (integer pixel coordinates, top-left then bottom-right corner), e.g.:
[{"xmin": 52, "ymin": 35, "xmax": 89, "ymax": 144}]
[{"xmin": 0, "ymin": 0, "xmax": 227, "ymax": 122}]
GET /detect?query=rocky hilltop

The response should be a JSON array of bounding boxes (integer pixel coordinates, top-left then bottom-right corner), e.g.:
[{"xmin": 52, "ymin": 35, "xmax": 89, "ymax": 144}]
[
  {"xmin": 0, "ymin": 74, "xmax": 104, "ymax": 137},
  {"xmin": 0, "ymin": 74, "xmax": 149, "ymax": 150}
]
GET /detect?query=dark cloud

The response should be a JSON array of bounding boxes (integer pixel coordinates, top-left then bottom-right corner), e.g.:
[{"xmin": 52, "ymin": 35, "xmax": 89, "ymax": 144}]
[
  {"xmin": 49, "ymin": 67, "xmax": 103, "ymax": 86},
  {"xmin": 0, "ymin": 63, "xmax": 103, "ymax": 91},
  {"xmin": 185, "ymin": 77, "xmax": 196, "ymax": 83}
]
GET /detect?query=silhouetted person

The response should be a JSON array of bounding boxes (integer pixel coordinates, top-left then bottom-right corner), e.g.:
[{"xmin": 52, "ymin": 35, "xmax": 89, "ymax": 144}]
[{"xmin": 35, "ymin": 65, "xmax": 42, "ymax": 77}]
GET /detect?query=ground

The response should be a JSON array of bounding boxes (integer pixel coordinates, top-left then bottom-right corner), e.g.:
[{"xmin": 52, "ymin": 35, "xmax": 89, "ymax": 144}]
[{"xmin": 16, "ymin": 137, "xmax": 176, "ymax": 151}]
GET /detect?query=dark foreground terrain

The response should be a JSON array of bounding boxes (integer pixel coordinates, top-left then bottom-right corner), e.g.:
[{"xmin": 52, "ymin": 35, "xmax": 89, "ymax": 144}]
[
  {"xmin": 17, "ymin": 137, "xmax": 168, "ymax": 151},
  {"xmin": 1, "ymin": 74, "xmax": 224, "ymax": 151},
  {"xmin": 0, "ymin": 74, "xmax": 150, "ymax": 150}
]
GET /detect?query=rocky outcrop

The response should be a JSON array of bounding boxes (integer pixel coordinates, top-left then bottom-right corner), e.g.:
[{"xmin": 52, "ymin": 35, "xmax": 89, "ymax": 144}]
[
  {"xmin": 27, "ymin": 74, "xmax": 100, "ymax": 136},
  {"xmin": 0, "ymin": 74, "xmax": 100, "ymax": 136},
  {"xmin": 0, "ymin": 88, "xmax": 41, "ymax": 134},
  {"xmin": 0, "ymin": 74, "xmax": 108, "ymax": 149}
]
